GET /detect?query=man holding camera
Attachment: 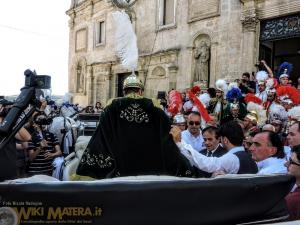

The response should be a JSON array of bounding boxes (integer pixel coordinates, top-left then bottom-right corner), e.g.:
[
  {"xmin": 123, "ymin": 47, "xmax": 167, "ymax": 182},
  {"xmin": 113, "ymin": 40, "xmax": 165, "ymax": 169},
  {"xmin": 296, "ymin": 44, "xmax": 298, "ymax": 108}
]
[
  {"xmin": 239, "ymin": 72, "xmax": 256, "ymax": 95},
  {"xmin": 27, "ymin": 113, "xmax": 62, "ymax": 176}
]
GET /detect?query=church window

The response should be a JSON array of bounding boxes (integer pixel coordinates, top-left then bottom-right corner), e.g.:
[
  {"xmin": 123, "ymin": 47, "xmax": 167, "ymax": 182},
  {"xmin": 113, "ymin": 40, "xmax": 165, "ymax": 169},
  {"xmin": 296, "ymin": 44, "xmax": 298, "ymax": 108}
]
[
  {"xmin": 158, "ymin": 0, "xmax": 176, "ymax": 29},
  {"xmin": 95, "ymin": 21, "xmax": 105, "ymax": 46},
  {"xmin": 163, "ymin": 0, "xmax": 175, "ymax": 25}
]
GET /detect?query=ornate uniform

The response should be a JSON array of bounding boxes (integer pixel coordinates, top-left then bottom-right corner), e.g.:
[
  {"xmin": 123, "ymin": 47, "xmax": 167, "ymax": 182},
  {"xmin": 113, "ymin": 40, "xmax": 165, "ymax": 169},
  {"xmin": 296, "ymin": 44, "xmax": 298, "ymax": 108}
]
[{"xmin": 76, "ymin": 74, "xmax": 195, "ymax": 179}]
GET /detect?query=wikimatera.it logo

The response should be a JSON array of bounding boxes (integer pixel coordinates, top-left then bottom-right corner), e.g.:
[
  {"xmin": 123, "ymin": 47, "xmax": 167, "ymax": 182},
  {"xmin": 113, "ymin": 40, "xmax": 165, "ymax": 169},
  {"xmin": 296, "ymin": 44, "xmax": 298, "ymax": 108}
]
[{"xmin": 0, "ymin": 204, "xmax": 103, "ymax": 224}]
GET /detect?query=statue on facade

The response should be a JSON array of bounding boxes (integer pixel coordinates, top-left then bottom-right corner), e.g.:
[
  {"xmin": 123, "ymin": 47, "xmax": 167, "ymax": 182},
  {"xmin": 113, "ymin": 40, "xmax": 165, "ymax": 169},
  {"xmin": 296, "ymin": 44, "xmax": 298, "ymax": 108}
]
[{"xmin": 194, "ymin": 41, "xmax": 210, "ymax": 83}]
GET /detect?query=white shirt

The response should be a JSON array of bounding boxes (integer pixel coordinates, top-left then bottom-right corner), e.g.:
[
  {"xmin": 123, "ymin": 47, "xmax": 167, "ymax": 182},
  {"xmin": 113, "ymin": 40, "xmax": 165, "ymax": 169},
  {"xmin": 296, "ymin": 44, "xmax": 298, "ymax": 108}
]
[
  {"xmin": 284, "ymin": 146, "xmax": 291, "ymax": 160},
  {"xmin": 205, "ymin": 144, "xmax": 221, "ymax": 156},
  {"xmin": 181, "ymin": 130, "xmax": 204, "ymax": 152},
  {"xmin": 256, "ymin": 157, "xmax": 287, "ymax": 174},
  {"xmin": 255, "ymin": 90, "xmax": 267, "ymax": 103},
  {"xmin": 177, "ymin": 141, "xmax": 243, "ymax": 174}
]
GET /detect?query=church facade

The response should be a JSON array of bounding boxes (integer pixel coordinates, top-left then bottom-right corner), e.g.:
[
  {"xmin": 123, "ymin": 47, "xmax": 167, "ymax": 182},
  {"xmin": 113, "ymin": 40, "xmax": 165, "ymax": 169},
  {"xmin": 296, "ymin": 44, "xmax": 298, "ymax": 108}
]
[{"xmin": 66, "ymin": 0, "xmax": 300, "ymax": 106}]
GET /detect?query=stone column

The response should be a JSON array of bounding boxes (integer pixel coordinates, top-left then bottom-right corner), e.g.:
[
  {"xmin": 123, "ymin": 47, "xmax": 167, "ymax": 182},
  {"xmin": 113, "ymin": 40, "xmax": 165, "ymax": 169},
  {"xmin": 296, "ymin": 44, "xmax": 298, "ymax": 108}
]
[
  {"xmin": 86, "ymin": 65, "xmax": 94, "ymax": 105},
  {"xmin": 240, "ymin": 0, "xmax": 258, "ymax": 74}
]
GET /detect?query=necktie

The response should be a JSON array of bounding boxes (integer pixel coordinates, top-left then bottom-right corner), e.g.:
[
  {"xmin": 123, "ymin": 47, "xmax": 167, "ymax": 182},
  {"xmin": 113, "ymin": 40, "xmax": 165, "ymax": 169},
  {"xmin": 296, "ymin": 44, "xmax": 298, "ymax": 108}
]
[{"xmin": 207, "ymin": 151, "xmax": 212, "ymax": 157}]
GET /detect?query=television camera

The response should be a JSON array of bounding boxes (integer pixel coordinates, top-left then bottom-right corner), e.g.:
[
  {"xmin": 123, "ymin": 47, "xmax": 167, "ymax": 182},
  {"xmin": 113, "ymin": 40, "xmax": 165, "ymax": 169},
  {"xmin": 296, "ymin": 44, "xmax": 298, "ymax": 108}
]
[{"xmin": 0, "ymin": 69, "xmax": 51, "ymax": 150}]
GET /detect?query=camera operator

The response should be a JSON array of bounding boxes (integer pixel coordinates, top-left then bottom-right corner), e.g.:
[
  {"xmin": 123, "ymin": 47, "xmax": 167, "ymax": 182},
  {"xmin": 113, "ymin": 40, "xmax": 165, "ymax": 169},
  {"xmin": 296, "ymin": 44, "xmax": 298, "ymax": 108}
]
[
  {"xmin": 27, "ymin": 112, "xmax": 62, "ymax": 176},
  {"xmin": 239, "ymin": 72, "xmax": 256, "ymax": 95},
  {"xmin": 0, "ymin": 100, "xmax": 31, "ymax": 181}
]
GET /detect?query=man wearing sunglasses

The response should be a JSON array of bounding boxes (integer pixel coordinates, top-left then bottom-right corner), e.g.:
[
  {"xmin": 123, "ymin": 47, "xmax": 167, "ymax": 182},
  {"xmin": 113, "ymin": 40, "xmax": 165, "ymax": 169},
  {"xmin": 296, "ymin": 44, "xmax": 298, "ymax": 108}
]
[
  {"xmin": 181, "ymin": 111, "xmax": 204, "ymax": 152},
  {"xmin": 170, "ymin": 121, "xmax": 257, "ymax": 175},
  {"xmin": 285, "ymin": 145, "xmax": 300, "ymax": 221}
]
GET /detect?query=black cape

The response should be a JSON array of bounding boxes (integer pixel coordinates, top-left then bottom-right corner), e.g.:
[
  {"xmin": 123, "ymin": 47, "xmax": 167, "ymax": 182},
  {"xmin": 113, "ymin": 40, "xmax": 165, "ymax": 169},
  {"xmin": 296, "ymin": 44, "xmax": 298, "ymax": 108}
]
[{"xmin": 76, "ymin": 96, "xmax": 195, "ymax": 179}]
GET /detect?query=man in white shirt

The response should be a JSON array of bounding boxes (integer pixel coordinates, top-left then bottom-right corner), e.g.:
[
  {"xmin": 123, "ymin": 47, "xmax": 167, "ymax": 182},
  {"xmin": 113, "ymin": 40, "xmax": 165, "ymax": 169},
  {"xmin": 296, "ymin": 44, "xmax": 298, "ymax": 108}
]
[
  {"xmin": 181, "ymin": 111, "xmax": 204, "ymax": 152},
  {"xmin": 248, "ymin": 131, "xmax": 287, "ymax": 174},
  {"xmin": 255, "ymin": 81, "xmax": 267, "ymax": 103},
  {"xmin": 170, "ymin": 121, "xmax": 257, "ymax": 174}
]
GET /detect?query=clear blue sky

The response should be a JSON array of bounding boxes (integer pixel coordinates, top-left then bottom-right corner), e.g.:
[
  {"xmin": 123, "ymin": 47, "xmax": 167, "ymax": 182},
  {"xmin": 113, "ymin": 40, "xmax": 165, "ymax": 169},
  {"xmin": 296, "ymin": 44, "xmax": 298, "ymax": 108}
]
[{"xmin": 0, "ymin": 0, "xmax": 70, "ymax": 96}]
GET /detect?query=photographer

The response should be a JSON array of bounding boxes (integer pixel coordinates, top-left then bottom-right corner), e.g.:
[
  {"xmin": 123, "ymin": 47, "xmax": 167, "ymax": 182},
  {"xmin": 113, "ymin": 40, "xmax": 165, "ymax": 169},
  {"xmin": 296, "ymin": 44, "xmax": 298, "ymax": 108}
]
[
  {"xmin": 27, "ymin": 112, "xmax": 62, "ymax": 176},
  {"xmin": 239, "ymin": 72, "xmax": 256, "ymax": 95},
  {"xmin": 0, "ymin": 100, "xmax": 31, "ymax": 181}
]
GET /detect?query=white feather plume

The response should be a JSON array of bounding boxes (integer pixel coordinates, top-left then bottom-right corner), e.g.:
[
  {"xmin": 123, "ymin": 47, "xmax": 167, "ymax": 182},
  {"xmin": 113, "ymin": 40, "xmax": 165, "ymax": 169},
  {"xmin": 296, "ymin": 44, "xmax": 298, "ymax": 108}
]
[
  {"xmin": 268, "ymin": 103, "xmax": 288, "ymax": 122},
  {"xmin": 247, "ymin": 102, "xmax": 267, "ymax": 127},
  {"xmin": 288, "ymin": 106, "xmax": 300, "ymax": 121},
  {"xmin": 215, "ymin": 79, "xmax": 228, "ymax": 94},
  {"xmin": 256, "ymin": 71, "xmax": 268, "ymax": 82},
  {"xmin": 199, "ymin": 93, "xmax": 211, "ymax": 107},
  {"xmin": 112, "ymin": 10, "xmax": 138, "ymax": 72},
  {"xmin": 228, "ymin": 82, "xmax": 238, "ymax": 91},
  {"xmin": 266, "ymin": 78, "xmax": 274, "ymax": 89}
]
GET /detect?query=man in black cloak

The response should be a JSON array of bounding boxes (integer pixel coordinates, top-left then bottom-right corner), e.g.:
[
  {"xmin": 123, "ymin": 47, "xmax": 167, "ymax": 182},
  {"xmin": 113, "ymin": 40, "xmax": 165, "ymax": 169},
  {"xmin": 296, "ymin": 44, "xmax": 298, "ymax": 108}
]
[{"xmin": 75, "ymin": 74, "xmax": 195, "ymax": 179}]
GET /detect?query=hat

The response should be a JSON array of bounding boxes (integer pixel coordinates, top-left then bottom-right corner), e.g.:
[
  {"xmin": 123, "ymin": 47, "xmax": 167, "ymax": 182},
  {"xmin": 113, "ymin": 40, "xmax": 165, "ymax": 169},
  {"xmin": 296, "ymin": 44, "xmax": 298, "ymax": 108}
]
[
  {"xmin": 215, "ymin": 79, "xmax": 228, "ymax": 93},
  {"xmin": 173, "ymin": 113, "xmax": 186, "ymax": 124},
  {"xmin": 277, "ymin": 62, "xmax": 293, "ymax": 78},
  {"xmin": 245, "ymin": 111, "xmax": 258, "ymax": 123},
  {"xmin": 230, "ymin": 102, "xmax": 240, "ymax": 110},
  {"xmin": 268, "ymin": 103, "xmax": 288, "ymax": 124},
  {"xmin": 246, "ymin": 102, "xmax": 267, "ymax": 127},
  {"xmin": 279, "ymin": 69, "xmax": 289, "ymax": 79},
  {"xmin": 123, "ymin": 73, "xmax": 144, "ymax": 90},
  {"xmin": 256, "ymin": 71, "xmax": 268, "ymax": 84}
]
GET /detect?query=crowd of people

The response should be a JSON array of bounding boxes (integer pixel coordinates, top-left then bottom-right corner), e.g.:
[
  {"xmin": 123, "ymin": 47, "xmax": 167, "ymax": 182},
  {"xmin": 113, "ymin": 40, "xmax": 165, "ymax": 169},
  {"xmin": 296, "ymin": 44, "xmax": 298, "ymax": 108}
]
[
  {"xmin": 164, "ymin": 60, "xmax": 300, "ymax": 220},
  {"xmin": 0, "ymin": 59, "xmax": 300, "ymax": 221}
]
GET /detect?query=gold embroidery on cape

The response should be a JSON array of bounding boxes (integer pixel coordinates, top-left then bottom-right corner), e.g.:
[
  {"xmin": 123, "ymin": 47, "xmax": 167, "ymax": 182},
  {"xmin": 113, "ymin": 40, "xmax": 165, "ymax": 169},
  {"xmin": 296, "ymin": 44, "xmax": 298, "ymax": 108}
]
[
  {"xmin": 120, "ymin": 103, "xmax": 150, "ymax": 123},
  {"xmin": 80, "ymin": 150, "xmax": 114, "ymax": 168}
]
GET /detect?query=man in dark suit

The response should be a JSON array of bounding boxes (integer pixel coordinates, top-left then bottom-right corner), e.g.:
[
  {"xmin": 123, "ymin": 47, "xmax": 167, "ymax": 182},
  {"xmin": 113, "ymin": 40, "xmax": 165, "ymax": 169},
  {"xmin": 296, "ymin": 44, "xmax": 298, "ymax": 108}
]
[{"xmin": 200, "ymin": 126, "xmax": 226, "ymax": 157}]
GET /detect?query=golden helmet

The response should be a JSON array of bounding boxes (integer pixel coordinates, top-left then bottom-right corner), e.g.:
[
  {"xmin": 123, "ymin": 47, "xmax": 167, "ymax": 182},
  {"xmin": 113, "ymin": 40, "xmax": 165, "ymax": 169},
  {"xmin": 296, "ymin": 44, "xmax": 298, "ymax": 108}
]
[
  {"xmin": 123, "ymin": 73, "xmax": 144, "ymax": 90},
  {"xmin": 245, "ymin": 111, "xmax": 258, "ymax": 123}
]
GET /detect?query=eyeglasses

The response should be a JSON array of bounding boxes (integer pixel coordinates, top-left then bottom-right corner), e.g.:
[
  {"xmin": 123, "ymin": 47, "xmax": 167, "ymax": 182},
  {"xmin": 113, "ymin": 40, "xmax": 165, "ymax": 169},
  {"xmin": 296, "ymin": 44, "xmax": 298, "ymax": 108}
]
[
  {"xmin": 188, "ymin": 121, "xmax": 200, "ymax": 126},
  {"xmin": 288, "ymin": 157, "xmax": 300, "ymax": 167}
]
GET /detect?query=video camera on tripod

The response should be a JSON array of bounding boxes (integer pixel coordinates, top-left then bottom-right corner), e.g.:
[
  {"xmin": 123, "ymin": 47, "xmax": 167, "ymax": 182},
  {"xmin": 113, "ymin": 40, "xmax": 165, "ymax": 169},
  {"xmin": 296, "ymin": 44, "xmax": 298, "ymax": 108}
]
[{"xmin": 0, "ymin": 69, "xmax": 51, "ymax": 149}]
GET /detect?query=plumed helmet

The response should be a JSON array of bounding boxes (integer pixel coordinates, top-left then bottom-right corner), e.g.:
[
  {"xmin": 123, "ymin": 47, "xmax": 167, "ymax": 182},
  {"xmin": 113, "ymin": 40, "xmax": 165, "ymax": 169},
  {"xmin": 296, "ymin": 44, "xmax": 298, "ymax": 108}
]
[
  {"xmin": 245, "ymin": 111, "xmax": 259, "ymax": 123},
  {"xmin": 215, "ymin": 79, "xmax": 228, "ymax": 93},
  {"xmin": 256, "ymin": 71, "xmax": 268, "ymax": 85},
  {"xmin": 173, "ymin": 113, "xmax": 186, "ymax": 124},
  {"xmin": 123, "ymin": 74, "xmax": 144, "ymax": 90},
  {"xmin": 279, "ymin": 69, "xmax": 289, "ymax": 79}
]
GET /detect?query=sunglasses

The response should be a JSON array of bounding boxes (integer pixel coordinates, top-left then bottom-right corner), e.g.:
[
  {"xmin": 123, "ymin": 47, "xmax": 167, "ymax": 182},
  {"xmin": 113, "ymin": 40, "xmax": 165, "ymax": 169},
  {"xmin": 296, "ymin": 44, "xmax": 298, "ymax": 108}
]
[
  {"xmin": 188, "ymin": 121, "xmax": 200, "ymax": 126},
  {"xmin": 288, "ymin": 157, "xmax": 300, "ymax": 167}
]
